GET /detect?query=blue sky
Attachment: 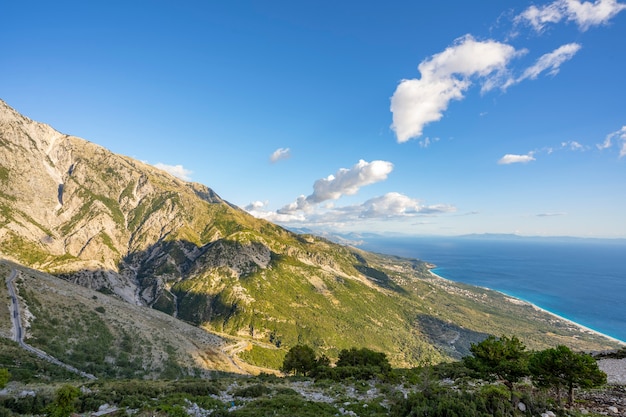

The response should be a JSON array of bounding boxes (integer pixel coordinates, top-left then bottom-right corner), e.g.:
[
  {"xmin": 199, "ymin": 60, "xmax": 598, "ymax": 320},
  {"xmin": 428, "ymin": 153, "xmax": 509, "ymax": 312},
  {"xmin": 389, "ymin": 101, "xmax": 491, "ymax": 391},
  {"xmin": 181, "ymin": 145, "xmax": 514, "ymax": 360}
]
[{"xmin": 2, "ymin": 0, "xmax": 625, "ymax": 238}]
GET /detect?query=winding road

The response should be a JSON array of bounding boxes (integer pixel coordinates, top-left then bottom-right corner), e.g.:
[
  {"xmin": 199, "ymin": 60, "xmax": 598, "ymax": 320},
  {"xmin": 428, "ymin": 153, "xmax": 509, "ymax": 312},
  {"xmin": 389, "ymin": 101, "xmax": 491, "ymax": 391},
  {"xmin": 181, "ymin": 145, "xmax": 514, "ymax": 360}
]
[{"xmin": 6, "ymin": 268, "xmax": 96, "ymax": 380}]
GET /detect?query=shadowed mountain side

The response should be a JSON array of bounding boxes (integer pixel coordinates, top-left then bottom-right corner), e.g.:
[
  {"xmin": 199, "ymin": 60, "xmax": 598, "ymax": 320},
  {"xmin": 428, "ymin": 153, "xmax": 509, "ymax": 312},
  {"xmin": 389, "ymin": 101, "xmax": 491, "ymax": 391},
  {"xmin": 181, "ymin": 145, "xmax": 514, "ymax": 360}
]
[{"xmin": 416, "ymin": 315, "xmax": 490, "ymax": 359}]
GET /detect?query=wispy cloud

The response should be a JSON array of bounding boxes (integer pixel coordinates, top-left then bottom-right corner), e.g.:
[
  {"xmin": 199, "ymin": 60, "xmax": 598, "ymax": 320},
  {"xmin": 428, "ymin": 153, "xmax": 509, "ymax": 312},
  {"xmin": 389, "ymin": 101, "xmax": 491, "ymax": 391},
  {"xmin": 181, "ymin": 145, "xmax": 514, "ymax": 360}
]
[
  {"xmin": 270, "ymin": 147, "xmax": 291, "ymax": 163},
  {"xmin": 536, "ymin": 212, "xmax": 568, "ymax": 217},
  {"xmin": 390, "ymin": 35, "xmax": 520, "ymax": 143},
  {"xmin": 153, "ymin": 163, "xmax": 192, "ymax": 180},
  {"xmin": 597, "ymin": 126, "xmax": 626, "ymax": 157},
  {"xmin": 419, "ymin": 137, "xmax": 440, "ymax": 148},
  {"xmin": 504, "ymin": 43, "xmax": 581, "ymax": 89},
  {"xmin": 515, "ymin": 0, "xmax": 626, "ymax": 32},
  {"xmin": 561, "ymin": 140, "xmax": 588, "ymax": 150},
  {"xmin": 499, "ymin": 140, "xmax": 590, "ymax": 165},
  {"xmin": 498, "ymin": 152, "xmax": 536, "ymax": 165},
  {"xmin": 279, "ymin": 160, "xmax": 394, "ymax": 213}
]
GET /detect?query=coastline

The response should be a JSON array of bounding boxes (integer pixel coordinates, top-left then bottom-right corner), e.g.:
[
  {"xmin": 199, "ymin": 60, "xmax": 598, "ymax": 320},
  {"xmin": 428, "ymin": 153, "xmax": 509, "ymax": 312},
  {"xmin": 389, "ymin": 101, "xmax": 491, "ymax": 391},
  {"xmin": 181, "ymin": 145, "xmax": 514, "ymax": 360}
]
[{"xmin": 427, "ymin": 268, "xmax": 626, "ymax": 346}]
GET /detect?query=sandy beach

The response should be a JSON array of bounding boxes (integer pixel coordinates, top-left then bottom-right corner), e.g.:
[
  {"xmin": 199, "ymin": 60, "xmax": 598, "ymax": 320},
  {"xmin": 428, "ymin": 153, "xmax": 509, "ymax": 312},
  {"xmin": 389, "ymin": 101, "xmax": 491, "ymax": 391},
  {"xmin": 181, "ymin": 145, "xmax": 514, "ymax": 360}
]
[{"xmin": 428, "ymin": 269, "xmax": 626, "ymax": 346}]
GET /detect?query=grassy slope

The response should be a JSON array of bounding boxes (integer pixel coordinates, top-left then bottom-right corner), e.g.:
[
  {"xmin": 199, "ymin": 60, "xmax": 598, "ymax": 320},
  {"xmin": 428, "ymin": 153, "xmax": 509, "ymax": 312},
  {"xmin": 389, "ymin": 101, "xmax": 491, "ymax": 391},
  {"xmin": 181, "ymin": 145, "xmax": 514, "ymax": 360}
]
[
  {"xmin": 171, "ymin": 233, "xmax": 620, "ymax": 369},
  {"xmin": 0, "ymin": 260, "xmax": 242, "ymax": 379}
]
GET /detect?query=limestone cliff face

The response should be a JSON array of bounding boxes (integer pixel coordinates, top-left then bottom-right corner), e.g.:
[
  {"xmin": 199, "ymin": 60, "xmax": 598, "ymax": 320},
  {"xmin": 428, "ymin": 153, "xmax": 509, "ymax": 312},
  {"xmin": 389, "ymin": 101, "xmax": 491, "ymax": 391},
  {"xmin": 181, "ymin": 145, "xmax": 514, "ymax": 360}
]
[{"xmin": 0, "ymin": 99, "xmax": 270, "ymax": 304}]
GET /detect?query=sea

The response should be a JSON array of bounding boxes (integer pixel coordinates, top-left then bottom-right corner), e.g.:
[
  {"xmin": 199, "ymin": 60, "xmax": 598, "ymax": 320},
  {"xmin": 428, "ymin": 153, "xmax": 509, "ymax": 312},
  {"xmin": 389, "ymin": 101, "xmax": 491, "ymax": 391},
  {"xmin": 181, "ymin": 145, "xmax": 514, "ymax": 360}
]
[{"xmin": 357, "ymin": 235, "xmax": 626, "ymax": 343}]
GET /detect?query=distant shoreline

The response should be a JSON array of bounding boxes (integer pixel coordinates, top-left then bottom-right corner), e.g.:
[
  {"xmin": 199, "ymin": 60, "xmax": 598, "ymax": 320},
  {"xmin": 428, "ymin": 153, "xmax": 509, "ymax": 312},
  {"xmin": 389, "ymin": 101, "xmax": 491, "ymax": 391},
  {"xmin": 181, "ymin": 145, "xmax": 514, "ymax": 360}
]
[{"xmin": 427, "ymin": 268, "xmax": 626, "ymax": 346}]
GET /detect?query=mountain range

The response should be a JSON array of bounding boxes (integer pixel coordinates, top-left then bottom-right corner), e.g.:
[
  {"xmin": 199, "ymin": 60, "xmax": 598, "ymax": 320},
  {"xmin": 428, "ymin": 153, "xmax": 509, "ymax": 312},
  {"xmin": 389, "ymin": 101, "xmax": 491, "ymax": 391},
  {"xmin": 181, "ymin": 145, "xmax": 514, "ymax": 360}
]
[{"xmin": 0, "ymin": 99, "xmax": 619, "ymax": 377}]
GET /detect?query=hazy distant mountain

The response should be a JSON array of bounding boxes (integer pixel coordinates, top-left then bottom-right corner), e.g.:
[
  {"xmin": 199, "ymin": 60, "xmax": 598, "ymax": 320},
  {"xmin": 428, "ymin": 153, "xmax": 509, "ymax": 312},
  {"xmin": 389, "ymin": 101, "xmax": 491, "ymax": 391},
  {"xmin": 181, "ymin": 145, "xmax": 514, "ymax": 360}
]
[{"xmin": 1, "ymin": 99, "xmax": 619, "ymax": 374}]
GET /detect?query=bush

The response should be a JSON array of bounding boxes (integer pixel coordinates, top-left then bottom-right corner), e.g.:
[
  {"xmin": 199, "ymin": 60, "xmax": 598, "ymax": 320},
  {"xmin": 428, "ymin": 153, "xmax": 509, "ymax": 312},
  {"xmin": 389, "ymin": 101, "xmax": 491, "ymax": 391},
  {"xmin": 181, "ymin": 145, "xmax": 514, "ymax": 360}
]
[
  {"xmin": 232, "ymin": 384, "xmax": 272, "ymax": 398},
  {"xmin": 392, "ymin": 388, "xmax": 516, "ymax": 417},
  {"xmin": 231, "ymin": 394, "xmax": 337, "ymax": 417}
]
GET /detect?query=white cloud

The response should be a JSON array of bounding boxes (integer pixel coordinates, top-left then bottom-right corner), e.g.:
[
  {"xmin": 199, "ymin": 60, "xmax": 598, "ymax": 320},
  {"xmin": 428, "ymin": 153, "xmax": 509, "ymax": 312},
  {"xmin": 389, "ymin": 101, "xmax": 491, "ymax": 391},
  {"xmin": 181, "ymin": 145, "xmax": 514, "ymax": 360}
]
[
  {"xmin": 390, "ymin": 35, "xmax": 520, "ymax": 143},
  {"xmin": 561, "ymin": 140, "xmax": 587, "ymax": 150},
  {"xmin": 564, "ymin": 0, "xmax": 626, "ymax": 30},
  {"xmin": 246, "ymin": 192, "xmax": 456, "ymax": 227},
  {"xmin": 597, "ymin": 126, "xmax": 626, "ymax": 157},
  {"xmin": 270, "ymin": 147, "xmax": 291, "ymax": 163},
  {"xmin": 515, "ymin": 2, "xmax": 567, "ymax": 32},
  {"xmin": 419, "ymin": 137, "xmax": 440, "ymax": 148},
  {"xmin": 244, "ymin": 201, "xmax": 307, "ymax": 223},
  {"xmin": 358, "ymin": 192, "xmax": 455, "ymax": 218},
  {"xmin": 502, "ymin": 43, "xmax": 581, "ymax": 89},
  {"xmin": 520, "ymin": 43, "xmax": 581, "ymax": 80},
  {"xmin": 390, "ymin": 3, "xmax": 624, "ymax": 144},
  {"xmin": 153, "ymin": 163, "xmax": 192, "ymax": 180},
  {"xmin": 516, "ymin": 0, "xmax": 626, "ymax": 32},
  {"xmin": 279, "ymin": 160, "xmax": 394, "ymax": 213},
  {"xmin": 244, "ymin": 200, "xmax": 268, "ymax": 211},
  {"xmin": 498, "ymin": 153, "xmax": 536, "ymax": 164}
]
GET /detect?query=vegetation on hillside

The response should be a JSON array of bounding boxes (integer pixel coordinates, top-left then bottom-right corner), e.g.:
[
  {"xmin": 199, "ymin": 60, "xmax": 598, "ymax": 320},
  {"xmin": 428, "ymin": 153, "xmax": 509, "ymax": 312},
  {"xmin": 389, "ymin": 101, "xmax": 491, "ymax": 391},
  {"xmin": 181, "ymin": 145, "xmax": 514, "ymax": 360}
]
[{"xmin": 0, "ymin": 337, "xmax": 617, "ymax": 417}]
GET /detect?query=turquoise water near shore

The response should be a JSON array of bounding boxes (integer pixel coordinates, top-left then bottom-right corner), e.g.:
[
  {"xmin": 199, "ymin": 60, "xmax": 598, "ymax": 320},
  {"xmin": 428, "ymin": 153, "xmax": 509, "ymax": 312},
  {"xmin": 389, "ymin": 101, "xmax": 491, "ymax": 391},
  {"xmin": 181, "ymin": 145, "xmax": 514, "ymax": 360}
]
[{"xmin": 358, "ymin": 236, "xmax": 626, "ymax": 343}]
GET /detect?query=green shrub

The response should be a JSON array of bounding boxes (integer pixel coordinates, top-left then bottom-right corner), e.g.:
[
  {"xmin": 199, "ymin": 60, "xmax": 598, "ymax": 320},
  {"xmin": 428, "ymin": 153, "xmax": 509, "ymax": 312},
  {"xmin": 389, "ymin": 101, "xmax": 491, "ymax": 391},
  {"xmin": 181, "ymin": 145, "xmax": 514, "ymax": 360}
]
[
  {"xmin": 232, "ymin": 383, "xmax": 272, "ymax": 398},
  {"xmin": 231, "ymin": 394, "xmax": 337, "ymax": 417},
  {"xmin": 0, "ymin": 369, "xmax": 9, "ymax": 388}
]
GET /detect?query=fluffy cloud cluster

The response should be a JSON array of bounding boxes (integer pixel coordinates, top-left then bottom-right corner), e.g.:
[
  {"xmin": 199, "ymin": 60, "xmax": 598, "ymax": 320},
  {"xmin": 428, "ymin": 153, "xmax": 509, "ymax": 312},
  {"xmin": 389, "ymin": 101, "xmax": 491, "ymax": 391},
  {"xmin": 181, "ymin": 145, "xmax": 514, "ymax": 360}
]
[
  {"xmin": 246, "ymin": 192, "xmax": 455, "ymax": 226},
  {"xmin": 279, "ymin": 160, "xmax": 393, "ymax": 213},
  {"xmin": 244, "ymin": 159, "xmax": 455, "ymax": 226},
  {"xmin": 597, "ymin": 126, "xmax": 626, "ymax": 157},
  {"xmin": 390, "ymin": 35, "xmax": 519, "ymax": 143},
  {"xmin": 270, "ymin": 147, "xmax": 291, "ymax": 163},
  {"xmin": 390, "ymin": 36, "xmax": 585, "ymax": 142},
  {"xmin": 516, "ymin": 0, "xmax": 626, "ymax": 32},
  {"xmin": 390, "ymin": 1, "xmax": 626, "ymax": 144},
  {"xmin": 153, "ymin": 162, "xmax": 192, "ymax": 180}
]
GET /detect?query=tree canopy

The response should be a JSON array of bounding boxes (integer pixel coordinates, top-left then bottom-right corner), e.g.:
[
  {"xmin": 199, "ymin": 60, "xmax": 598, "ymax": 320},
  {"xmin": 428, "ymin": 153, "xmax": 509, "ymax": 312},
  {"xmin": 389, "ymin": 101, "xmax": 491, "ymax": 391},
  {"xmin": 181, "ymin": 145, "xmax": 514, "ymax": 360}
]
[
  {"xmin": 281, "ymin": 345, "xmax": 318, "ymax": 376},
  {"xmin": 464, "ymin": 335, "xmax": 530, "ymax": 401},
  {"xmin": 48, "ymin": 384, "xmax": 80, "ymax": 417},
  {"xmin": 529, "ymin": 345, "xmax": 606, "ymax": 405},
  {"xmin": 336, "ymin": 347, "xmax": 391, "ymax": 372}
]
